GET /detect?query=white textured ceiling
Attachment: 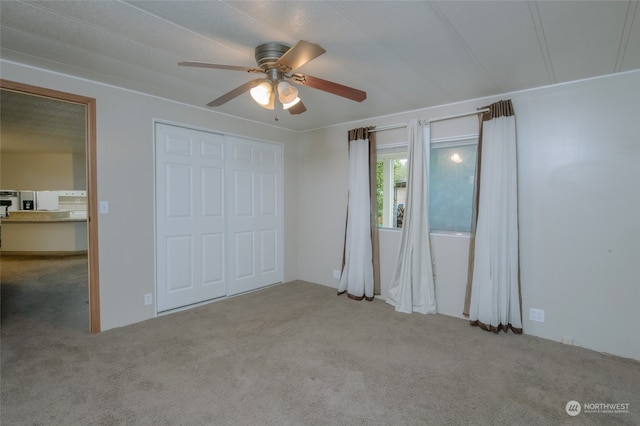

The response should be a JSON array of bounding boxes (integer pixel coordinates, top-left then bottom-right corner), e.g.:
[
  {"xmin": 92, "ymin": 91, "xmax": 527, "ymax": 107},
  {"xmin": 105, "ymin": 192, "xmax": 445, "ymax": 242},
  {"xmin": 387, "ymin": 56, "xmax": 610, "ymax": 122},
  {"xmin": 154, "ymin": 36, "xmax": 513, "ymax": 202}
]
[
  {"xmin": 1, "ymin": 90, "xmax": 86, "ymax": 153},
  {"xmin": 1, "ymin": 0, "xmax": 639, "ymax": 144}
]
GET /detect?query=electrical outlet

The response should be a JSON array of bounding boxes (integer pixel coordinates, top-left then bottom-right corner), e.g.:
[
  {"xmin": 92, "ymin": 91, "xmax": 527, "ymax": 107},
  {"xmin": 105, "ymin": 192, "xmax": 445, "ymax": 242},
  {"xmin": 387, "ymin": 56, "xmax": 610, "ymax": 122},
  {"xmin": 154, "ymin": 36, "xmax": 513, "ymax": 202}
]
[
  {"xmin": 562, "ymin": 336, "xmax": 573, "ymax": 345},
  {"xmin": 333, "ymin": 269, "xmax": 341, "ymax": 279},
  {"xmin": 529, "ymin": 308, "xmax": 545, "ymax": 323},
  {"xmin": 144, "ymin": 293, "xmax": 152, "ymax": 306}
]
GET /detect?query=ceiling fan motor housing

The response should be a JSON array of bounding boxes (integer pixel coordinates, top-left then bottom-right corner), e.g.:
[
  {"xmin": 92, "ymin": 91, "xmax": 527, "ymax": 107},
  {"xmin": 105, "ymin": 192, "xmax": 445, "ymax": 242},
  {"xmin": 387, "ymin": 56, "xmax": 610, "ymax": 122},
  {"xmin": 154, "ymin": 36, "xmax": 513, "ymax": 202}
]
[{"xmin": 255, "ymin": 42, "xmax": 291, "ymax": 70}]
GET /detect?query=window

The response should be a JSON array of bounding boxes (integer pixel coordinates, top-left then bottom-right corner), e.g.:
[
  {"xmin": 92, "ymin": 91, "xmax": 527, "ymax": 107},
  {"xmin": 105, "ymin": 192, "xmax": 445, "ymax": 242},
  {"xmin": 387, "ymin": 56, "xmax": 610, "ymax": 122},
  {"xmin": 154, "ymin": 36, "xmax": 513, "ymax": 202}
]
[
  {"xmin": 376, "ymin": 136, "xmax": 478, "ymax": 233},
  {"xmin": 376, "ymin": 149, "xmax": 407, "ymax": 228},
  {"xmin": 429, "ymin": 140, "xmax": 477, "ymax": 232}
]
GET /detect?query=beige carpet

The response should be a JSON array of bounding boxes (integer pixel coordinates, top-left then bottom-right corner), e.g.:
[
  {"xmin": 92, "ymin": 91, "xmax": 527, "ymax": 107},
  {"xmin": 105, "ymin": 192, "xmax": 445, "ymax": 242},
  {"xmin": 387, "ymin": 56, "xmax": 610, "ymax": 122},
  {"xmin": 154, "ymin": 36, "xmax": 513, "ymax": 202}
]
[{"xmin": 1, "ymin": 254, "xmax": 638, "ymax": 425}]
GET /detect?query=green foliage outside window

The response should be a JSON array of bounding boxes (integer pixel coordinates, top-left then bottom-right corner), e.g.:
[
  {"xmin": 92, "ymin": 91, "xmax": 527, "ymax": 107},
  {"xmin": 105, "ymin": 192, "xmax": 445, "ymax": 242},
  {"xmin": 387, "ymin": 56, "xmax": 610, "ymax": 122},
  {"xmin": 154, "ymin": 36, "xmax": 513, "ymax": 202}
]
[{"xmin": 376, "ymin": 158, "xmax": 407, "ymax": 227}]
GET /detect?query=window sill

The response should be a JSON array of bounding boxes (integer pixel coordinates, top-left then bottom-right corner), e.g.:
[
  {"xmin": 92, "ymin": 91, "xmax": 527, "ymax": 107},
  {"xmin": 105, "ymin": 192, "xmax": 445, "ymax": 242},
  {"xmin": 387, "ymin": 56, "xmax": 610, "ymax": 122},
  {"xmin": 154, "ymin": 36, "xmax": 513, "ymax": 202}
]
[
  {"xmin": 378, "ymin": 228, "xmax": 471, "ymax": 238},
  {"xmin": 430, "ymin": 230, "xmax": 471, "ymax": 238}
]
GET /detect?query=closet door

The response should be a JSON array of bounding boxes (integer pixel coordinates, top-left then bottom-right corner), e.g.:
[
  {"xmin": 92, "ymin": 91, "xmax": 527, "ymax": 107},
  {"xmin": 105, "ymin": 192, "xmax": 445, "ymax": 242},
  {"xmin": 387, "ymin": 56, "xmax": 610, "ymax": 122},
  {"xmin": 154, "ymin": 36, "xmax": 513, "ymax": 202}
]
[
  {"xmin": 226, "ymin": 136, "xmax": 283, "ymax": 295},
  {"xmin": 156, "ymin": 123, "xmax": 226, "ymax": 312}
]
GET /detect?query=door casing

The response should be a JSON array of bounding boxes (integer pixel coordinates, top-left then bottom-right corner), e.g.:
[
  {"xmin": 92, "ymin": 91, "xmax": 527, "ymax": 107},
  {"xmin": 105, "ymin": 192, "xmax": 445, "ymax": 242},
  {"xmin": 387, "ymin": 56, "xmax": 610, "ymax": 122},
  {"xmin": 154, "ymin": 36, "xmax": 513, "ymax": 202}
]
[{"xmin": 0, "ymin": 79, "xmax": 100, "ymax": 333}]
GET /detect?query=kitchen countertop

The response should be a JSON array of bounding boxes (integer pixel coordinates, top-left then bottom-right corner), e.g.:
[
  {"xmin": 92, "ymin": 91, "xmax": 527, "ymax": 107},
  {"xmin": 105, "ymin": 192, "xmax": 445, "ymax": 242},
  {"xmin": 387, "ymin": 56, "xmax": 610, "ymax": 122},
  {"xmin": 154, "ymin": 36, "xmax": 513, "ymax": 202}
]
[{"xmin": 1, "ymin": 210, "xmax": 87, "ymax": 223}]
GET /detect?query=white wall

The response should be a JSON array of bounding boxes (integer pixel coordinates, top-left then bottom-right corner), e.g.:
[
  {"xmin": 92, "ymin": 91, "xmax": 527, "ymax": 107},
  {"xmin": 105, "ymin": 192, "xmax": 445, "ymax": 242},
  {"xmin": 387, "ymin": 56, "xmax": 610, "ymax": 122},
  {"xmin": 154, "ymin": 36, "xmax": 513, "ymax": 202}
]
[
  {"xmin": 298, "ymin": 71, "xmax": 640, "ymax": 360},
  {"xmin": 1, "ymin": 60, "xmax": 300, "ymax": 331},
  {"xmin": 1, "ymin": 152, "xmax": 80, "ymax": 189}
]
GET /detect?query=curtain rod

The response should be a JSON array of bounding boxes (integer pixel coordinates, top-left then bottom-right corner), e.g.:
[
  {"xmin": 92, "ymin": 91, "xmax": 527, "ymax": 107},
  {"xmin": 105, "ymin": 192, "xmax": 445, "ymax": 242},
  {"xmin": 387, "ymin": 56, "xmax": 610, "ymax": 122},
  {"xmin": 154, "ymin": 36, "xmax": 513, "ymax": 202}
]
[{"xmin": 369, "ymin": 108, "xmax": 491, "ymax": 133}]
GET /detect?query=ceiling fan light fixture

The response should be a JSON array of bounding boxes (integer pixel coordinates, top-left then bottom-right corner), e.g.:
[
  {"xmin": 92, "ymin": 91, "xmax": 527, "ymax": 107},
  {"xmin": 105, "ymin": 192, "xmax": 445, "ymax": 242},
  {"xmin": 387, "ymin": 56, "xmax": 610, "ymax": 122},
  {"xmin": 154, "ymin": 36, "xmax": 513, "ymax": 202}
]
[
  {"xmin": 277, "ymin": 80, "xmax": 299, "ymax": 104},
  {"xmin": 282, "ymin": 96, "xmax": 301, "ymax": 110},
  {"xmin": 256, "ymin": 90, "xmax": 275, "ymax": 110},
  {"xmin": 181, "ymin": 39, "xmax": 367, "ymax": 114},
  {"xmin": 250, "ymin": 81, "xmax": 273, "ymax": 105}
]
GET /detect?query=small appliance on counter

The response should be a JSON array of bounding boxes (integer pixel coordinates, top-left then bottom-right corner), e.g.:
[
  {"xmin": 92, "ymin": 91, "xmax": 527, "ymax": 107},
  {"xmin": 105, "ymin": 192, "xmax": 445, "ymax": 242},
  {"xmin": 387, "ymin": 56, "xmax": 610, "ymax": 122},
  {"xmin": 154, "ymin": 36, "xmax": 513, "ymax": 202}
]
[{"xmin": 19, "ymin": 191, "xmax": 36, "ymax": 210}]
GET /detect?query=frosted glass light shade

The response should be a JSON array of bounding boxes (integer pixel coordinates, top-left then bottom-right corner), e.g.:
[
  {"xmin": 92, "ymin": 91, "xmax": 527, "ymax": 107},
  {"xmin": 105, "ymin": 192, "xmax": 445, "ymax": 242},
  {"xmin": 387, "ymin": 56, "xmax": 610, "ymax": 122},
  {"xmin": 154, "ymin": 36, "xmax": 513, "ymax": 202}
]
[
  {"xmin": 264, "ymin": 91, "xmax": 275, "ymax": 110},
  {"xmin": 282, "ymin": 97, "xmax": 301, "ymax": 110},
  {"xmin": 277, "ymin": 80, "xmax": 299, "ymax": 104},
  {"xmin": 250, "ymin": 81, "xmax": 273, "ymax": 105}
]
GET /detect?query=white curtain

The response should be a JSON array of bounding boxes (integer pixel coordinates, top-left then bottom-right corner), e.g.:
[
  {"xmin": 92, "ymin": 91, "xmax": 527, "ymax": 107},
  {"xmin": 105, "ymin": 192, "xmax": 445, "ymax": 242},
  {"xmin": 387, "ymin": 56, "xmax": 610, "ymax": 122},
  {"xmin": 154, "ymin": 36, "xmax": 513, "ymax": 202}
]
[
  {"xmin": 339, "ymin": 134, "xmax": 374, "ymax": 300},
  {"xmin": 468, "ymin": 100, "xmax": 522, "ymax": 332},
  {"xmin": 386, "ymin": 119, "xmax": 437, "ymax": 314}
]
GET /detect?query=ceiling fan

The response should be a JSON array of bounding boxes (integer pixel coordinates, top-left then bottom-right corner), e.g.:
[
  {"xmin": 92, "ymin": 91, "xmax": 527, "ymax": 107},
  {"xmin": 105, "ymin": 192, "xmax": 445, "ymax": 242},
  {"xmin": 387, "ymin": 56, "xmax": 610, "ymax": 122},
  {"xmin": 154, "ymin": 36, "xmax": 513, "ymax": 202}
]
[{"xmin": 179, "ymin": 40, "xmax": 366, "ymax": 115}]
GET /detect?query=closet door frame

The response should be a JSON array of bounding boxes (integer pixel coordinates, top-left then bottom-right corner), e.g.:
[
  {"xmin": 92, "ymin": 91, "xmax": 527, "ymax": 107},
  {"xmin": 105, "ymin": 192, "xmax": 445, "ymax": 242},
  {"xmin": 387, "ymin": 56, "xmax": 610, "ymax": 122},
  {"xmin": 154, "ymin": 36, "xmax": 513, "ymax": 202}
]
[{"xmin": 154, "ymin": 121, "xmax": 283, "ymax": 313}]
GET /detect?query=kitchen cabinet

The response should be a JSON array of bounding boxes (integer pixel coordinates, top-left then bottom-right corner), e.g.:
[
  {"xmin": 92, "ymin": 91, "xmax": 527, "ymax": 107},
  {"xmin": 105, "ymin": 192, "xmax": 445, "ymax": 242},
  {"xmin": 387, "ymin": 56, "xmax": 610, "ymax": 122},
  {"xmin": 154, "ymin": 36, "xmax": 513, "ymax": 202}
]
[{"xmin": 0, "ymin": 213, "xmax": 86, "ymax": 253}]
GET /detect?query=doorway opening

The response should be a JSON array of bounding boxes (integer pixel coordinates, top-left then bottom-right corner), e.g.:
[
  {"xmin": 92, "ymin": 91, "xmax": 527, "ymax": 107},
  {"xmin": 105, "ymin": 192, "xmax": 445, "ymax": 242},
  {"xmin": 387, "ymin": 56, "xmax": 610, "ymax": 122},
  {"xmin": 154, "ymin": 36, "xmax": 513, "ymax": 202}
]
[{"xmin": 0, "ymin": 79, "xmax": 100, "ymax": 333}]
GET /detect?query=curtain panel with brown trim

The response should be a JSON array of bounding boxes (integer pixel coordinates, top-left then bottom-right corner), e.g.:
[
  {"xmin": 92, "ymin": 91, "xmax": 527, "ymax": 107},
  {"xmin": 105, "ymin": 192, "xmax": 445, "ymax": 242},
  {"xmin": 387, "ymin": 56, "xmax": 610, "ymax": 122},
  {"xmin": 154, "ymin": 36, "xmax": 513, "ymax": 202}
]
[
  {"xmin": 340, "ymin": 126, "xmax": 380, "ymax": 299},
  {"xmin": 464, "ymin": 99, "xmax": 522, "ymax": 334}
]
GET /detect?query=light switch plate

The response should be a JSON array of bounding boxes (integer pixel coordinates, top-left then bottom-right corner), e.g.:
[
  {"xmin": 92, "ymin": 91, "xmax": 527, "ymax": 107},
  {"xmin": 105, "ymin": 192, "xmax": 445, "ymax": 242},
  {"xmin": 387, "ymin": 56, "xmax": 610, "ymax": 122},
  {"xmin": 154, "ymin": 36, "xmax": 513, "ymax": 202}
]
[{"xmin": 99, "ymin": 201, "xmax": 109, "ymax": 214}]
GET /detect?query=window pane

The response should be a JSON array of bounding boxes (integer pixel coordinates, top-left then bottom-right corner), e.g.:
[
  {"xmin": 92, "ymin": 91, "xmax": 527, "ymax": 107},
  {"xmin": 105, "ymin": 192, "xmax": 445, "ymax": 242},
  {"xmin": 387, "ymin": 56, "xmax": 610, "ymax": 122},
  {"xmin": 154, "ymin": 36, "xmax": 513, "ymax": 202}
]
[
  {"xmin": 376, "ymin": 151, "xmax": 407, "ymax": 228},
  {"xmin": 393, "ymin": 159, "xmax": 407, "ymax": 228},
  {"xmin": 429, "ymin": 144, "xmax": 477, "ymax": 232}
]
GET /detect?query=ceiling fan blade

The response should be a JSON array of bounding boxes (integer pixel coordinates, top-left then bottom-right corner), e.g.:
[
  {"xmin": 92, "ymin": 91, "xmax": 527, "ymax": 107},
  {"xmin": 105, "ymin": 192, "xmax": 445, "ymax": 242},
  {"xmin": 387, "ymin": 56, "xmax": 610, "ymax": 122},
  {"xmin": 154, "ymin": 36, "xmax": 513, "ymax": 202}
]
[
  {"xmin": 287, "ymin": 100, "xmax": 307, "ymax": 115},
  {"xmin": 291, "ymin": 73, "xmax": 367, "ymax": 102},
  {"xmin": 275, "ymin": 40, "xmax": 326, "ymax": 73},
  {"xmin": 207, "ymin": 78, "xmax": 264, "ymax": 107},
  {"xmin": 179, "ymin": 61, "xmax": 264, "ymax": 74}
]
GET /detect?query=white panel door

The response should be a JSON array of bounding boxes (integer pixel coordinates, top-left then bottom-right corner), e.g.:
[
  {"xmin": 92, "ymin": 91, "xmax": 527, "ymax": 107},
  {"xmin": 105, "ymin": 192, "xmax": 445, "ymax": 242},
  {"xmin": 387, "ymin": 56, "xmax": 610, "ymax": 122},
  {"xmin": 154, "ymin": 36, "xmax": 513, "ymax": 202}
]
[
  {"xmin": 226, "ymin": 136, "xmax": 283, "ymax": 295},
  {"xmin": 156, "ymin": 123, "xmax": 226, "ymax": 312}
]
